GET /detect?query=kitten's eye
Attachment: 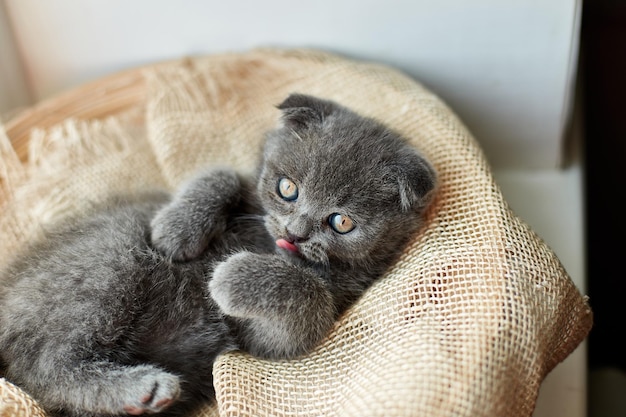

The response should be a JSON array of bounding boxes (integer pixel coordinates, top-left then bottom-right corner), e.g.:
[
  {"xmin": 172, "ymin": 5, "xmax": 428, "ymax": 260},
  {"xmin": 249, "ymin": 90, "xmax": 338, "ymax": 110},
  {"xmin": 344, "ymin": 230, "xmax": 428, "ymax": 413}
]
[
  {"xmin": 328, "ymin": 213, "xmax": 355, "ymax": 234},
  {"xmin": 277, "ymin": 177, "xmax": 298, "ymax": 201}
]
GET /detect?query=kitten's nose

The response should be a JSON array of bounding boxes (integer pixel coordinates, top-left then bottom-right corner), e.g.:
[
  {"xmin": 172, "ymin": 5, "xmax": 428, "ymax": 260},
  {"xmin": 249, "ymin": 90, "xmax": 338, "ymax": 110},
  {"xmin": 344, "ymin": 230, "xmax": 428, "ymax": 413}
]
[
  {"xmin": 286, "ymin": 231, "xmax": 309, "ymax": 243},
  {"xmin": 286, "ymin": 215, "xmax": 312, "ymax": 242}
]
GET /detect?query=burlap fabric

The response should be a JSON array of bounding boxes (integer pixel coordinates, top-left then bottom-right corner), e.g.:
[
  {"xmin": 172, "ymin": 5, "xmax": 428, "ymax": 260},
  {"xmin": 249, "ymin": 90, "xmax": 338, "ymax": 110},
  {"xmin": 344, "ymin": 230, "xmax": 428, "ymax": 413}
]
[{"xmin": 0, "ymin": 48, "xmax": 592, "ymax": 417}]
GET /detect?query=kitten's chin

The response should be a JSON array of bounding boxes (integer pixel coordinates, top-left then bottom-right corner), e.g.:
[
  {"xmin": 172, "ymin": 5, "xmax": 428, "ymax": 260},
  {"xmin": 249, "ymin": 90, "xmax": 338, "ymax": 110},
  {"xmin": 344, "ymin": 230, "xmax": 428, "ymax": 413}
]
[{"xmin": 298, "ymin": 244, "xmax": 330, "ymax": 266}]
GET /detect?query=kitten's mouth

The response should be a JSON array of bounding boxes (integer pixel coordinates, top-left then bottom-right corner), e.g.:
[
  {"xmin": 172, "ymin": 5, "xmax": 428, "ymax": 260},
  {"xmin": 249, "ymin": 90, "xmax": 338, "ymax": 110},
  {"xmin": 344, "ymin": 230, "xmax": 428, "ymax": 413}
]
[{"xmin": 276, "ymin": 238, "xmax": 300, "ymax": 254}]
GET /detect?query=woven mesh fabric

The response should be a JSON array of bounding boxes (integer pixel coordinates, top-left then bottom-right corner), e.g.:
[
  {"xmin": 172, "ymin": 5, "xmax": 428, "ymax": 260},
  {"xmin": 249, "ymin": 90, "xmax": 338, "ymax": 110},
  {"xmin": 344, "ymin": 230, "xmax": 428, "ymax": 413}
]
[
  {"xmin": 0, "ymin": 48, "xmax": 592, "ymax": 417},
  {"xmin": 0, "ymin": 379, "xmax": 46, "ymax": 417}
]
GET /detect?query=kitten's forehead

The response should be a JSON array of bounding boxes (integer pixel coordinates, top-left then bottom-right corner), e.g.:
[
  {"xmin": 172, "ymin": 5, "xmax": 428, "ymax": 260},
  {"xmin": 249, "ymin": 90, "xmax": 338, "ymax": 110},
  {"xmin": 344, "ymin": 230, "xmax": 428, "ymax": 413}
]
[
  {"xmin": 263, "ymin": 106, "xmax": 409, "ymax": 209},
  {"xmin": 271, "ymin": 113, "xmax": 393, "ymax": 167}
]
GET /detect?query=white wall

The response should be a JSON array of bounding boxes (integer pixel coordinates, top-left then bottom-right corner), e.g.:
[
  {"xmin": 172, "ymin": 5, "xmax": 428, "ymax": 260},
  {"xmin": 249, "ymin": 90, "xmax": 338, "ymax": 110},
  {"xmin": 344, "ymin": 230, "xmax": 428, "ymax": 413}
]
[
  {"xmin": 3, "ymin": 0, "xmax": 581, "ymax": 170},
  {"xmin": 0, "ymin": 2, "xmax": 31, "ymax": 117}
]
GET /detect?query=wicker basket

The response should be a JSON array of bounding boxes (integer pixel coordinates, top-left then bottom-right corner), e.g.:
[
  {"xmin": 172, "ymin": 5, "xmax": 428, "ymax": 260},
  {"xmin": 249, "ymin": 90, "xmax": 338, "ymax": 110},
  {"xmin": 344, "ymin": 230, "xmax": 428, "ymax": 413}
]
[{"xmin": 0, "ymin": 48, "xmax": 592, "ymax": 417}]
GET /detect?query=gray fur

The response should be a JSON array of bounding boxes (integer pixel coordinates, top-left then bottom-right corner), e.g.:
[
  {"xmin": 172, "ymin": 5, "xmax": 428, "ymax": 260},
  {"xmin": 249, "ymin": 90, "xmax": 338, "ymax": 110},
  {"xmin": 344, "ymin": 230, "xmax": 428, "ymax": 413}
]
[{"xmin": 0, "ymin": 94, "xmax": 437, "ymax": 416}]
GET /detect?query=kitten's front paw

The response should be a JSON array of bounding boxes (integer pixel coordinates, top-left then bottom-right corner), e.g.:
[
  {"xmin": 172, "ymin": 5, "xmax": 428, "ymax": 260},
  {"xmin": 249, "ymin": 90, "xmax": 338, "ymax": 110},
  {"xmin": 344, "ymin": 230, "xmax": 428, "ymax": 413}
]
[
  {"xmin": 150, "ymin": 206, "xmax": 218, "ymax": 261},
  {"xmin": 209, "ymin": 252, "xmax": 256, "ymax": 317},
  {"xmin": 209, "ymin": 252, "xmax": 331, "ymax": 320},
  {"xmin": 150, "ymin": 169, "xmax": 241, "ymax": 261},
  {"xmin": 210, "ymin": 252, "xmax": 336, "ymax": 359}
]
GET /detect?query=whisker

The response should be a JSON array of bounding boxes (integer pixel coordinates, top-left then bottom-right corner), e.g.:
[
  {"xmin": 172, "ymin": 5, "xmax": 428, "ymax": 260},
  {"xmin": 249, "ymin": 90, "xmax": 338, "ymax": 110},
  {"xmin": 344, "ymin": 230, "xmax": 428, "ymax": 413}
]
[
  {"xmin": 290, "ymin": 128, "xmax": 304, "ymax": 142},
  {"xmin": 227, "ymin": 214, "xmax": 268, "ymax": 236}
]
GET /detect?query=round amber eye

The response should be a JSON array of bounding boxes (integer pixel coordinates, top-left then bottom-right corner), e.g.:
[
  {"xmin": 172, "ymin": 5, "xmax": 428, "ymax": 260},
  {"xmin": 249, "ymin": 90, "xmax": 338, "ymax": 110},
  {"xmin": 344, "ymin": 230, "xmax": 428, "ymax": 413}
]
[
  {"xmin": 277, "ymin": 178, "xmax": 298, "ymax": 201},
  {"xmin": 329, "ymin": 213, "xmax": 355, "ymax": 234}
]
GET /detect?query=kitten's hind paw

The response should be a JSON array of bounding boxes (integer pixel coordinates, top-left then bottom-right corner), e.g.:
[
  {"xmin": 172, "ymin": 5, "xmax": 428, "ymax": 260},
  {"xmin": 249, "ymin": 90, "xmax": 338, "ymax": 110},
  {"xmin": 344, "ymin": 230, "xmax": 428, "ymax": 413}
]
[{"xmin": 121, "ymin": 371, "xmax": 181, "ymax": 415}]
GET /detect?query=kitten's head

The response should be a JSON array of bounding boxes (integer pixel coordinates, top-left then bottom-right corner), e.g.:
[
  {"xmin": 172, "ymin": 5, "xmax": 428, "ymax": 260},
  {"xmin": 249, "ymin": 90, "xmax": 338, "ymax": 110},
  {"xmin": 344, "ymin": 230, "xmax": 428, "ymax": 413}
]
[{"xmin": 258, "ymin": 93, "xmax": 437, "ymax": 266}]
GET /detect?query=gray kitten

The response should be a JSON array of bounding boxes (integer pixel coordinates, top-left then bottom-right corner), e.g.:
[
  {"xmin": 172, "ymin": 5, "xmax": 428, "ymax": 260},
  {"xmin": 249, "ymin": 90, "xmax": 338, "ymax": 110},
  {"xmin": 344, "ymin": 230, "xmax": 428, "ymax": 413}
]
[{"xmin": 0, "ymin": 94, "xmax": 437, "ymax": 417}]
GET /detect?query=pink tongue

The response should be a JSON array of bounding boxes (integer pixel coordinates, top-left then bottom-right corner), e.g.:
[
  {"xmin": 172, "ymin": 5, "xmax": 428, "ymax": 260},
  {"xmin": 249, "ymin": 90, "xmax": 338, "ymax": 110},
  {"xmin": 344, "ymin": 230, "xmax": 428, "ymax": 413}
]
[{"xmin": 276, "ymin": 238, "xmax": 299, "ymax": 253}]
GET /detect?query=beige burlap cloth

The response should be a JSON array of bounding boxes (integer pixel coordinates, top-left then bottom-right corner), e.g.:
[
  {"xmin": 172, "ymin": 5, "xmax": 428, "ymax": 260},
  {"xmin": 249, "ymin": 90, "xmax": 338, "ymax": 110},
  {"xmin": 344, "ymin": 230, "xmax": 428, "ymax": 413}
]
[{"xmin": 0, "ymin": 48, "xmax": 592, "ymax": 417}]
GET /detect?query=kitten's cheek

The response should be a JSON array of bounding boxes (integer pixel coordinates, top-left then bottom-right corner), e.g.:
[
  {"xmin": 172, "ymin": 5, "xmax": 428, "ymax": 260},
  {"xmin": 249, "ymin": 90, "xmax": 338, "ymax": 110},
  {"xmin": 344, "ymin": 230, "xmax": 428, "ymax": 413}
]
[{"xmin": 264, "ymin": 217, "xmax": 282, "ymax": 237}]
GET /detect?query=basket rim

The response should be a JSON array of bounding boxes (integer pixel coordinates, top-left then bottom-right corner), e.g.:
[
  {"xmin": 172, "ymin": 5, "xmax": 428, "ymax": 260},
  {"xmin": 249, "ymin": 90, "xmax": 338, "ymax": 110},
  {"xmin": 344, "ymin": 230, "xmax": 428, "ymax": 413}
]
[{"xmin": 3, "ymin": 62, "xmax": 167, "ymax": 161}]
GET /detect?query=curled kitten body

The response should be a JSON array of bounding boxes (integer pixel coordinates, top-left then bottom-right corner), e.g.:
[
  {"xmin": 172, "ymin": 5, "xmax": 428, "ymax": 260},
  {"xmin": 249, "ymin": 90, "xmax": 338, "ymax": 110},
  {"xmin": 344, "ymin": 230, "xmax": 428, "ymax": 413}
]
[{"xmin": 0, "ymin": 94, "xmax": 437, "ymax": 416}]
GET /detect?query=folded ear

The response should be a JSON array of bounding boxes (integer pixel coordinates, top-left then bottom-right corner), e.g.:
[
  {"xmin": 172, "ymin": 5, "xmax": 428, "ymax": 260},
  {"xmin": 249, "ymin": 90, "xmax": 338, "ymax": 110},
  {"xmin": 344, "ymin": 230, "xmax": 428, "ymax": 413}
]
[
  {"xmin": 393, "ymin": 148, "xmax": 437, "ymax": 212},
  {"xmin": 276, "ymin": 93, "xmax": 336, "ymax": 129}
]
